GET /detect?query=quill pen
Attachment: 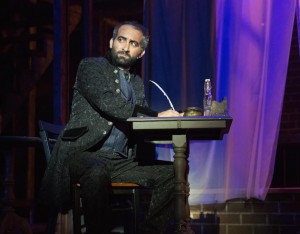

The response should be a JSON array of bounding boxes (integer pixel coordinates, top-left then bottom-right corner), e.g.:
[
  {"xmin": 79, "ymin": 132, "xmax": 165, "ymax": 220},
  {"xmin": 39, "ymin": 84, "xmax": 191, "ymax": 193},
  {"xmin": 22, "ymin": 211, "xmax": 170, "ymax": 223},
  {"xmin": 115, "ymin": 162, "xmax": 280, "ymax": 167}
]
[{"xmin": 149, "ymin": 80, "xmax": 175, "ymax": 111}]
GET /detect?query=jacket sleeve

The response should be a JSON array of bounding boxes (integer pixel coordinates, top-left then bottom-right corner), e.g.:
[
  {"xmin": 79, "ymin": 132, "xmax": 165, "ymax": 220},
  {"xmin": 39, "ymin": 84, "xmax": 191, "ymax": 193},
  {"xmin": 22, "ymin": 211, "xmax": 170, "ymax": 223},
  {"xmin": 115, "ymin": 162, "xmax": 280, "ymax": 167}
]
[
  {"xmin": 75, "ymin": 58, "xmax": 157, "ymax": 120},
  {"xmin": 132, "ymin": 105, "xmax": 157, "ymax": 117}
]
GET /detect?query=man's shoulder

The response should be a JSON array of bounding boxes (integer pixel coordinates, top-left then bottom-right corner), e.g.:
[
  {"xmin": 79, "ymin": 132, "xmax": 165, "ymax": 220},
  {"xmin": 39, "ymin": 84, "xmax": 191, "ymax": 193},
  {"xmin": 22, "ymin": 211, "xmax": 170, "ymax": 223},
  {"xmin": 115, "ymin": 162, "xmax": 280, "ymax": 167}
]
[{"xmin": 80, "ymin": 56, "xmax": 108, "ymax": 65}]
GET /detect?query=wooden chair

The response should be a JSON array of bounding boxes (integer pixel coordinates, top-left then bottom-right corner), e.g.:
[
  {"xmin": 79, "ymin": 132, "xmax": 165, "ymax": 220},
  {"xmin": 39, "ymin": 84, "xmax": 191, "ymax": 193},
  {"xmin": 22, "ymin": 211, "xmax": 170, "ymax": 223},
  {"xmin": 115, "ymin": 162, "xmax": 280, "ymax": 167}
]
[
  {"xmin": 38, "ymin": 120, "xmax": 64, "ymax": 234},
  {"xmin": 38, "ymin": 120, "xmax": 140, "ymax": 234}
]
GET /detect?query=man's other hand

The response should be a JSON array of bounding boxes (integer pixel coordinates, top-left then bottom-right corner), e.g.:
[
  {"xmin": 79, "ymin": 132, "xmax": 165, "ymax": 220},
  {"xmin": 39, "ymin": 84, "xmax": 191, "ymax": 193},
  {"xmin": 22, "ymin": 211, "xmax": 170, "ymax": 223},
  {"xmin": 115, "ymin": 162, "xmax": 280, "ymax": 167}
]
[{"xmin": 158, "ymin": 109, "xmax": 184, "ymax": 117}]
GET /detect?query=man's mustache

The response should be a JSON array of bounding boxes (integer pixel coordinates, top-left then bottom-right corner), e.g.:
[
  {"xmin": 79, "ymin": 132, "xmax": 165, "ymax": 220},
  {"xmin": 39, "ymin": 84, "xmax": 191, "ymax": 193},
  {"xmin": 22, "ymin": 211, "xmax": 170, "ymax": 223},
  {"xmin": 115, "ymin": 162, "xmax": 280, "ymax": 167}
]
[{"xmin": 118, "ymin": 51, "xmax": 130, "ymax": 57}]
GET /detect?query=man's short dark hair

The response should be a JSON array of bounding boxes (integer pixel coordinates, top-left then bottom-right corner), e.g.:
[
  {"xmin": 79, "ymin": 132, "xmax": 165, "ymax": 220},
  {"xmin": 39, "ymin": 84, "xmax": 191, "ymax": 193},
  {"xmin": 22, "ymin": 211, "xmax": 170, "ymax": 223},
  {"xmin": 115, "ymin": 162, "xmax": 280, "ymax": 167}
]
[{"xmin": 113, "ymin": 21, "xmax": 149, "ymax": 50}]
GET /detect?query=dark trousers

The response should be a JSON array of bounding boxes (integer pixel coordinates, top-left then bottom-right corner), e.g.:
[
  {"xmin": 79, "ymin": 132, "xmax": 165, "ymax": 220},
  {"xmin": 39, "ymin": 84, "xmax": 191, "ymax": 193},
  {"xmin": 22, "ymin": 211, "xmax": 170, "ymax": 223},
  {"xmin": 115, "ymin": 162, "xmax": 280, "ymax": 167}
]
[{"xmin": 66, "ymin": 151, "xmax": 175, "ymax": 234}]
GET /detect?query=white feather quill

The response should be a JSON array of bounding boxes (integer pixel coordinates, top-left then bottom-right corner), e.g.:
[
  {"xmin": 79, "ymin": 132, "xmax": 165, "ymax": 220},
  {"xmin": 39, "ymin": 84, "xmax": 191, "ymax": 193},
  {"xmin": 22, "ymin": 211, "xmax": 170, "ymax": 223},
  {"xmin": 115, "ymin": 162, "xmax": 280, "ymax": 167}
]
[{"xmin": 149, "ymin": 80, "xmax": 175, "ymax": 111}]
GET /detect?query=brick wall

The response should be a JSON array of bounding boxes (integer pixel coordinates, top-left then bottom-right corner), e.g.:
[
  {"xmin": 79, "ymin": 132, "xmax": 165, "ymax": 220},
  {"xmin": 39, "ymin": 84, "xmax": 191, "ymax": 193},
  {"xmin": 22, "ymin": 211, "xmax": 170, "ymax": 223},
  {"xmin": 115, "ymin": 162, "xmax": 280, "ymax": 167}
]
[
  {"xmin": 190, "ymin": 189, "xmax": 300, "ymax": 234},
  {"xmin": 271, "ymin": 15, "xmax": 300, "ymax": 188},
  {"xmin": 278, "ymin": 16, "xmax": 300, "ymax": 144}
]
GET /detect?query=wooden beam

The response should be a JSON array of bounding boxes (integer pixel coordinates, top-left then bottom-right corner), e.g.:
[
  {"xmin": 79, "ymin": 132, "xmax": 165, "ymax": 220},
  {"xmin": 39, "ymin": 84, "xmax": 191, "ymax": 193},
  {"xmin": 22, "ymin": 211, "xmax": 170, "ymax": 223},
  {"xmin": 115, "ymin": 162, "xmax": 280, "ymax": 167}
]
[
  {"xmin": 53, "ymin": 0, "xmax": 70, "ymax": 124},
  {"xmin": 82, "ymin": 0, "xmax": 94, "ymax": 57}
]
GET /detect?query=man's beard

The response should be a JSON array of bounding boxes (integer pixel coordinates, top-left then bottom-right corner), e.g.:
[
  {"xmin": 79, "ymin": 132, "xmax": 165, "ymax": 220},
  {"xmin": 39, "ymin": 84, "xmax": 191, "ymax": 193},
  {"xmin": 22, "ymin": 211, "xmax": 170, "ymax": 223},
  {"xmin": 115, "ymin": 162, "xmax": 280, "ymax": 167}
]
[{"xmin": 110, "ymin": 48, "xmax": 138, "ymax": 69}]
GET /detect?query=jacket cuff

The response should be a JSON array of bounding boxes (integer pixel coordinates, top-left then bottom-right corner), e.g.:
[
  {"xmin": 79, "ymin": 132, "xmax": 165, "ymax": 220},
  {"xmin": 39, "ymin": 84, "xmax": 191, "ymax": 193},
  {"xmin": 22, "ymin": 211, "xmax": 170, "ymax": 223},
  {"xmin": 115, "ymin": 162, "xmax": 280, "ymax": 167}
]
[{"xmin": 132, "ymin": 105, "xmax": 158, "ymax": 117}]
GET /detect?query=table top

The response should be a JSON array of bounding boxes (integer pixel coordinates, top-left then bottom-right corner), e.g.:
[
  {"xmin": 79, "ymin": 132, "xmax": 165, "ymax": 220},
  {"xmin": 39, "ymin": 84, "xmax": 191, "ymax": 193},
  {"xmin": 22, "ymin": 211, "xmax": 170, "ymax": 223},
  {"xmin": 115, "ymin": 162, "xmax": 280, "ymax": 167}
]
[{"xmin": 127, "ymin": 116, "xmax": 233, "ymax": 141}]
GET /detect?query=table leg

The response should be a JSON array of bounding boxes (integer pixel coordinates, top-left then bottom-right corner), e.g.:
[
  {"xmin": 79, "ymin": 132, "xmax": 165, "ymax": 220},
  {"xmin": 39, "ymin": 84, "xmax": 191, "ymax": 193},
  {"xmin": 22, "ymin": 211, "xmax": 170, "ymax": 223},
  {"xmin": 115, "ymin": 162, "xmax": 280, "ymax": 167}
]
[{"xmin": 172, "ymin": 135, "xmax": 193, "ymax": 233}]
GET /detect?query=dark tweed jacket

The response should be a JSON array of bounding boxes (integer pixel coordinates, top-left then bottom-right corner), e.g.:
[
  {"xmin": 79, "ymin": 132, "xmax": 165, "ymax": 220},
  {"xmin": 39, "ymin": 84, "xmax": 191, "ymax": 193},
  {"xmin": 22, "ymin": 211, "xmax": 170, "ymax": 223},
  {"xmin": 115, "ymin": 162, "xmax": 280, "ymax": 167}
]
[{"xmin": 39, "ymin": 56, "xmax": 157, "ymax": 209}]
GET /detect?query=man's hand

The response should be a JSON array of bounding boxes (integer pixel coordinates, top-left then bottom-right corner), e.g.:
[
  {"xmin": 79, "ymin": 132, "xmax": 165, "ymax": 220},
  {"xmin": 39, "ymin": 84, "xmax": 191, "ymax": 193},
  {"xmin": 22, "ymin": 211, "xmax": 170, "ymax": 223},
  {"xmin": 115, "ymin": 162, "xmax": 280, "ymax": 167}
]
[{"xmin": 158, "ymin": 109, "xmax": 184, "ymax": 117}]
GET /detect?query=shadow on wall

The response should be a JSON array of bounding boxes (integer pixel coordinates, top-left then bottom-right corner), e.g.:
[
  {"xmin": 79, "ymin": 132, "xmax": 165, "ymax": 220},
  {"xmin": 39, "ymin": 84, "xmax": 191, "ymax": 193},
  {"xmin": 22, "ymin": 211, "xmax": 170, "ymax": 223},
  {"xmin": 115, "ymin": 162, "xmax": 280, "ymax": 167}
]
[{"xmin": 191, "ymin": 212, "xmax": 220, "ymax": 234}]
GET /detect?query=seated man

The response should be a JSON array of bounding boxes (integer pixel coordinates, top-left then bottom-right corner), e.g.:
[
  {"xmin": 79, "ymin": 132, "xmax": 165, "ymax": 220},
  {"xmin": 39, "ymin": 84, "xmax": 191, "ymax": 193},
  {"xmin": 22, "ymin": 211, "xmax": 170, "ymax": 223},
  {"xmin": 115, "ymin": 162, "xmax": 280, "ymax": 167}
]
[{"xmin": 39, "ymin": 21, "xmax": 184, "ymax": 233}]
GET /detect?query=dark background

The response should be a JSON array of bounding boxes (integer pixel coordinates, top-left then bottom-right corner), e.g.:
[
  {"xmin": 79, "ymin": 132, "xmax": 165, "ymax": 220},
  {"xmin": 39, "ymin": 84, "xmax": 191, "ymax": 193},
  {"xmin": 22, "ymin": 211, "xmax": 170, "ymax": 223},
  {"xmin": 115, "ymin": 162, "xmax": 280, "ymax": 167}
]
[{"xmin": 0, "ymin": 0, "xmax": 299, "ymax": 231}]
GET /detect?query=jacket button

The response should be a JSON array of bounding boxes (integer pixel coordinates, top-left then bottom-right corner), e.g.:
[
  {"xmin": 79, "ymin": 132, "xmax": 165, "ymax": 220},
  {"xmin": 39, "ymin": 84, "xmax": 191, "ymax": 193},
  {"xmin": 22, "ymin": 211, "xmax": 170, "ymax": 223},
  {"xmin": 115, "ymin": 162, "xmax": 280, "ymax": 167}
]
[
  {"xmin": 114, "ymin": 69, "xmax": 118, "ymax": 74},
  {"xmin": 116, "ymin": 89, "xmax": 120, "ymax": 93},
  {"xmin": 115, "ymin": 79, "xmax": 119, "ymax": 84},
  {"xmin": 103, "ymin": 131, "xmax": 107, "ymax": 135},
  {"xmin": 108, "ymin": 121, "xmax": 112, "ymax": 126}
]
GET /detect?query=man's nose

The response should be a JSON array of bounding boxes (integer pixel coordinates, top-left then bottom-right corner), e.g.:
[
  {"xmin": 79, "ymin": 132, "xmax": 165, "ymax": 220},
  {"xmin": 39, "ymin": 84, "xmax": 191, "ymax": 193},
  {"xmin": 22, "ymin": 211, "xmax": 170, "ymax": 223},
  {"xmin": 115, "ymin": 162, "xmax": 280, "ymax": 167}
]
[{"xmin": 122, "ymin": 42, "xmax": 130, "ymax": 52}]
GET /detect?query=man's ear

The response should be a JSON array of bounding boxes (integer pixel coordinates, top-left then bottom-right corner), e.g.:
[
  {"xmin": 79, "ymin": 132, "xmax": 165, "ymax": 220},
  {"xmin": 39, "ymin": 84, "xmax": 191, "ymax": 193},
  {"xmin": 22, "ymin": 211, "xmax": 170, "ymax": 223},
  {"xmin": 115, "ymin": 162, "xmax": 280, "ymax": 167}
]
[
  {"xmin": 109, "ymin": 38, "xmax": 113, "ymax": 48},
  {"xmin": 137, "ymin": 50, "xmax": 145, "ymax": 59}
]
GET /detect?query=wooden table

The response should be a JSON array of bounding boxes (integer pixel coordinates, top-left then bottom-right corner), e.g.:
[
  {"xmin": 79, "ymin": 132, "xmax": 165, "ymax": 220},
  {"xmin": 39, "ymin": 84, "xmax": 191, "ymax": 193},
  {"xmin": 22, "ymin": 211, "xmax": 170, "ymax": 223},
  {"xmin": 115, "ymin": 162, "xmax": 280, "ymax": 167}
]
[{"xmin": 127, "ymin": 116, "xmax": 232, "ymax": 232}]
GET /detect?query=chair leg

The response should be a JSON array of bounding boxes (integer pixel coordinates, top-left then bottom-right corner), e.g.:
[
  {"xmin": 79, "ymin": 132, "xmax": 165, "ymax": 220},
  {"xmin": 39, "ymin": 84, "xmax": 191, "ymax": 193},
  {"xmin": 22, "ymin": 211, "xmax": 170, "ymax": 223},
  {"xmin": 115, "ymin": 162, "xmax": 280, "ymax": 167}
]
[
  {"xmin": 133, "ymin": 188, "xmax": 139, "ymax": 234},
  {"xmin": 73, "ymin": 185, "xmax": 81, "ymax": 234},
  {"xmin": 45, "ymin": 208, "xmax": 58, "ymax": 234}
]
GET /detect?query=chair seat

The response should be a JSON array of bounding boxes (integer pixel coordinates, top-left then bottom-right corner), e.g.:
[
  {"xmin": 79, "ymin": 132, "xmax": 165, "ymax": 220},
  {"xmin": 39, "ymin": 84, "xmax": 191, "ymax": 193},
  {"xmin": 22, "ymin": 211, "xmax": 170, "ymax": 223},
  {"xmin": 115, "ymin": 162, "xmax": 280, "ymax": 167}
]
[
  {"xmin": 112, "ymin": 182, "xmax": 139, "ymax": 187},
  {"xmin": 74, "ymin": 182, "xmax": 139, "ymax": 188}
]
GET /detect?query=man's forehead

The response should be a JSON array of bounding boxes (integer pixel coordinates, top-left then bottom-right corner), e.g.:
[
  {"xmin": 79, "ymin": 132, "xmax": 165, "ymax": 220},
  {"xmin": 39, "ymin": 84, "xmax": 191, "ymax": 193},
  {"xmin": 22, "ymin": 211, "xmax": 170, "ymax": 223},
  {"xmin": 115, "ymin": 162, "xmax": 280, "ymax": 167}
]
[{"xmin": 117, "ymin": 25, "xmax": 143, "ymax": 41}]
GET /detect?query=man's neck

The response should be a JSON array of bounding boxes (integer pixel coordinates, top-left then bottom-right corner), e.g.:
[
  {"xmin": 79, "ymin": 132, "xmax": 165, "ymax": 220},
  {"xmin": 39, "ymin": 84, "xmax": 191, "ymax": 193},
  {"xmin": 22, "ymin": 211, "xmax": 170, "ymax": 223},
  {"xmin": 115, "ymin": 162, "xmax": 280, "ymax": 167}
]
[{"xmin": 118, "ymin": 67, "xmax": 130, "ymax": 72}]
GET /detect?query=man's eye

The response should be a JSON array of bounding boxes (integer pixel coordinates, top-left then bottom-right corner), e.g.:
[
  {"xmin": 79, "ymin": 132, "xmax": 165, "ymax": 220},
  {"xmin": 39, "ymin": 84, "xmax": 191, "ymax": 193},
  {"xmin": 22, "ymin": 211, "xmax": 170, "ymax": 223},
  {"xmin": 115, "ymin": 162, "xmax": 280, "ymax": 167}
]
[
  {"xmin": 131, "ymin": 42, "xmax": 138, "ymax": 47},
  {"xmin": 118, "ymin": 37, "xmax": 125, "ymax": 42}
]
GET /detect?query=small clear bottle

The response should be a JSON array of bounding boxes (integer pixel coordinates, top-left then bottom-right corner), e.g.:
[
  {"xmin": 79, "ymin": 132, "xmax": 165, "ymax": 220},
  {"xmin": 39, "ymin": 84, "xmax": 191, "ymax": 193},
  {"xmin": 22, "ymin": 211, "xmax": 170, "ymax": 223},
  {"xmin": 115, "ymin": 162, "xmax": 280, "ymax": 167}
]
[{"xmin": 203, "ymin": 79, "xmax": 212, "ymax": 116}]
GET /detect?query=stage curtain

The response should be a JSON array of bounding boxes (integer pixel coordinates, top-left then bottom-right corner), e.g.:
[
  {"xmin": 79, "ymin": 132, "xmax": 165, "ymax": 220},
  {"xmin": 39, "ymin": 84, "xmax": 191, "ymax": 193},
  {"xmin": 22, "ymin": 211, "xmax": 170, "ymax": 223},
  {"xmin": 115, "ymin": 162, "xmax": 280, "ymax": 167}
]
[
  {"xmin": 143, "ymin": 0, "xmax": 296, "ymax": 205},
  {"xmin": 297, "ymin": 0, "xmax": 300, "ymax": 53}
]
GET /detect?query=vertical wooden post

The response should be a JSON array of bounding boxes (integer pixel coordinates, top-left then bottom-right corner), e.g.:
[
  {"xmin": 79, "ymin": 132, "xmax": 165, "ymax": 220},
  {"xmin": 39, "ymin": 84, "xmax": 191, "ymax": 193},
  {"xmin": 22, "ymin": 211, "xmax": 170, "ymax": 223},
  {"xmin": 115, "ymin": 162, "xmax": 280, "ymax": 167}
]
[
  {"xmin": 27, "ymin": 23, "xmax": 37, "ymax": 204},
  {"xmin": 144, "ymin": 0, "xmax": 153, "ymax": 106},
  {"xmin": 27, "ymin": 89, "xmax": 36, "ymax": 201},
  {"xmin": 82, "ymin": 0, "xmax": 93, "ymax": 57},
  {"xmin": 53, "ymin": 0, "xmax": 70, "ymax": 124}
]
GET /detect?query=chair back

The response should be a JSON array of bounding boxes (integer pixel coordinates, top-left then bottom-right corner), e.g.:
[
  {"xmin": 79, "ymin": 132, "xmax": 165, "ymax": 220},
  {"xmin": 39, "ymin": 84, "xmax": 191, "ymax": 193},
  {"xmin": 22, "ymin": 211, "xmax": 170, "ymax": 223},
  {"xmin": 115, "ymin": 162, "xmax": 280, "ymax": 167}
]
[
  {"xmin": 38, "ymin": 120, "xmax": 64, "ymax": 163},
  {"xmin": 38, "ymin": 120, "xmax": 64, "ymax": 234}
]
